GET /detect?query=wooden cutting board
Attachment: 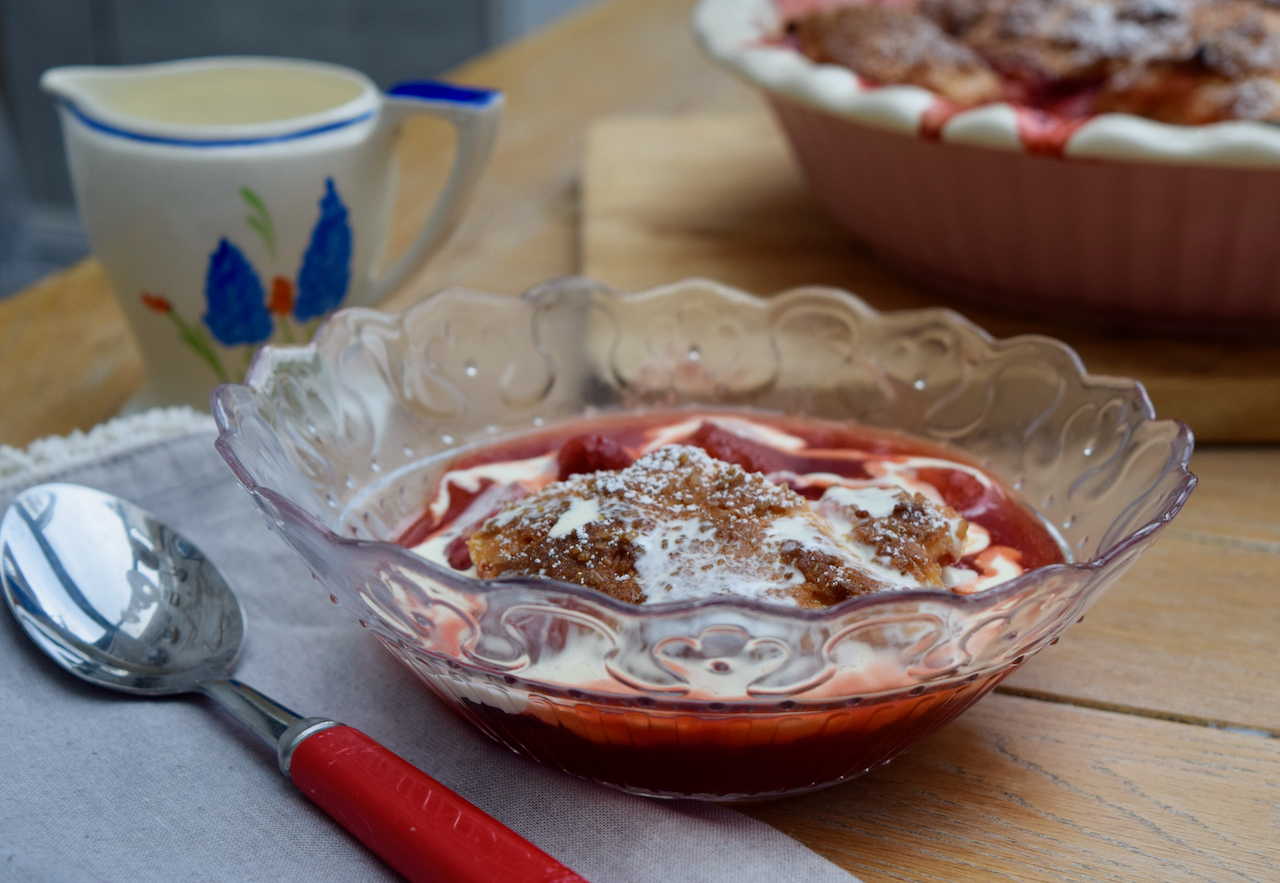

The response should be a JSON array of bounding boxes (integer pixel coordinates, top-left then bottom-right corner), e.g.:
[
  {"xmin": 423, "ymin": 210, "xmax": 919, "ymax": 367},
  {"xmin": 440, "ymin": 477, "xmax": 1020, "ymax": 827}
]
[{"xmin": 581, "ymin": 113, "xmax": 1280, "ymax": 444}]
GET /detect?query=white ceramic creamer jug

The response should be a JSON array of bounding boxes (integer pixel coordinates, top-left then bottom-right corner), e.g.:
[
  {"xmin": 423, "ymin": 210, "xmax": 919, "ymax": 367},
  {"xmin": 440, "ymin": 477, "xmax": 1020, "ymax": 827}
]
[{"xmin": 42, "ymin": 56, "xmax": 501, "ymax": 409}]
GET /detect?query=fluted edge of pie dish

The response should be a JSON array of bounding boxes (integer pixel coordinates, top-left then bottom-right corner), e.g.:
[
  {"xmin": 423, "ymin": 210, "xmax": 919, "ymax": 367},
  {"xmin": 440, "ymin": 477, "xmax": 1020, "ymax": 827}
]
[{"xmin": 694, "ymin": 0, "xmax": 1280, "ymax": 168}]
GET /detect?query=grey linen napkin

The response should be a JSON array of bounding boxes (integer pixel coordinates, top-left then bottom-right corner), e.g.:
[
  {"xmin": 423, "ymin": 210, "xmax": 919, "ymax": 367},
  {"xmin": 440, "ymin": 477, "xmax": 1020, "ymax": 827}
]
[{"xmin": 0, "ymin": 430, "xmax": 860, "ymax": 883}]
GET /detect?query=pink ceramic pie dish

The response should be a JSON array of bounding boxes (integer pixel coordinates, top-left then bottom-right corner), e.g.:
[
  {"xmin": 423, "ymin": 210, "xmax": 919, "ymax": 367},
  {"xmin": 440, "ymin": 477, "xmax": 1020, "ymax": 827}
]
[{"xmin": 694, "ymin": 0, "xmax": 1280, "ymax": 335}]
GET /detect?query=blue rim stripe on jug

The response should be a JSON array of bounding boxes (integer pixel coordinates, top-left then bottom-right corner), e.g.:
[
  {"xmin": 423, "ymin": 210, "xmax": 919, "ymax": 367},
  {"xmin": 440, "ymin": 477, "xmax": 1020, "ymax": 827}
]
[
  {"xmin": 387, "ymin": 81, "xmax": 501, "ymax": 105},
  {"xmin": 57, "ymin": 99, "xmax": 376, "ymax": 147}
]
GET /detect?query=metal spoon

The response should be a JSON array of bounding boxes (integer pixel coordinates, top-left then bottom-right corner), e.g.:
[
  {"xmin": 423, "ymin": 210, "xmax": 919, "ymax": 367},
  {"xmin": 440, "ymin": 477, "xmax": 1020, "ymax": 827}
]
[{"xmin": 0, "ymin": 482, "xmax": 586, "ymax": 883}]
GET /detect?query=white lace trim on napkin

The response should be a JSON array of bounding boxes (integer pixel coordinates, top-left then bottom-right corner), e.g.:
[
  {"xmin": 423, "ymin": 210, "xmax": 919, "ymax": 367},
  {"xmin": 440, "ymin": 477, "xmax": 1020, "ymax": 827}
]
[{"xmin": 0, "ymin": 407, "xmax": 216, "ymax": 489}]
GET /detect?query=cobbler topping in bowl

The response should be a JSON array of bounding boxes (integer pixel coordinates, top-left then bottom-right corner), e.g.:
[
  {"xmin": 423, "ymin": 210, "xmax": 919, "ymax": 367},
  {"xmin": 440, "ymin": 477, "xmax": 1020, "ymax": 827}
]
[
  {"xmin": 786, "ymin": 0, "xmax": 1280, "ymax": 125},
  {"xmin": 400, "ymin": 413, "xmax": 1063, "ymax": 606},
  {"xmin": 468, "ymin": 444, "xmax": 973, "ymax": 607}
]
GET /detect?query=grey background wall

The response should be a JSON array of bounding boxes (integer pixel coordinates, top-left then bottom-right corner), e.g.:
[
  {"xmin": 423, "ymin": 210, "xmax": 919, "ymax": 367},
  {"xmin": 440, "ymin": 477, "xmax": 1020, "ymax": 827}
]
[{"xmin": 0, "ymin": 0, "xmax": 593, "ymax": 296}]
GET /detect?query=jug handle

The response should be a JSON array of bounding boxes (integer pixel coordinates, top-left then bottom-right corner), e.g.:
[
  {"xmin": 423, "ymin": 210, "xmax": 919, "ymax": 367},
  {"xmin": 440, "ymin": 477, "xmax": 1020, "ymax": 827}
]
[{"xmin": 365, "ymin": 81, "xmax": 503, "ymax": 302}]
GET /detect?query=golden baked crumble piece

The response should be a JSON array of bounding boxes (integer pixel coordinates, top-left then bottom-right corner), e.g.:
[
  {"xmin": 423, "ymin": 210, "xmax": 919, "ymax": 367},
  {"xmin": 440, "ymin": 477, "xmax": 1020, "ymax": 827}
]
[
  {"xmin": 469, "ymin": 445, "xmax": 792, "ymax": 602},
  {"xmin": 467, "ymin": 445, "xmax": 891, "ymax": 607},
  {"xmin": 791, "ymin": 4, "xmax": 1003, "ymax": 106},
  {"xmin": 777, "ymin": 543, "xmax": 887, "ymax": 608},
  {"xmin": 850, "ymin": 492, "xmax": 968, "ymax": 588}
]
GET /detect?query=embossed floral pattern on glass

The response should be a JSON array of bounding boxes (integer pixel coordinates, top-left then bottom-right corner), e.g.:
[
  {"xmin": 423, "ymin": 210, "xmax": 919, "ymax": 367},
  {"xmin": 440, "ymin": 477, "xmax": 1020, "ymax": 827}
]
[{"xmin": 213, "ymin": 277, "xmax": 1195, "ymax": 799}]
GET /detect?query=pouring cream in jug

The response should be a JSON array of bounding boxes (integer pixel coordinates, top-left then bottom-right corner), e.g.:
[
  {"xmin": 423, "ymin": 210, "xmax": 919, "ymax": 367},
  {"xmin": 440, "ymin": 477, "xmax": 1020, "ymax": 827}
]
[{"xmin": 79, "ymin": 65, "xmax": 366, "ymax": 125}]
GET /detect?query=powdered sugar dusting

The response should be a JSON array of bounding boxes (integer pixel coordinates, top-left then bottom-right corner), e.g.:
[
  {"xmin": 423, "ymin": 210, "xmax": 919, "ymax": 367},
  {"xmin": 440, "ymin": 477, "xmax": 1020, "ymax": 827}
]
[{"xmin": 411, "ymin": 415, "xmax": 1039, "ymax": 605}]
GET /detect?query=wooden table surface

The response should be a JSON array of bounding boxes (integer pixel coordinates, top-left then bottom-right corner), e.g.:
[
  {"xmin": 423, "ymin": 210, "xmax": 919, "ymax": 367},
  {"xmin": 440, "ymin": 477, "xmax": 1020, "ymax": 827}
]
[{"xmin": 1, "ymin": 2, "xmax": 1276, "ymax": 881}]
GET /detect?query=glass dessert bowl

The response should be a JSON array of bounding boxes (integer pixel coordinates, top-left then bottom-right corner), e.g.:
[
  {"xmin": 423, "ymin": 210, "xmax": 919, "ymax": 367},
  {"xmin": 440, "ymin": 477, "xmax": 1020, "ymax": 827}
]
[{"xmin": 213, "ymin": 277, "xmax": 1195, "ymax": 800}]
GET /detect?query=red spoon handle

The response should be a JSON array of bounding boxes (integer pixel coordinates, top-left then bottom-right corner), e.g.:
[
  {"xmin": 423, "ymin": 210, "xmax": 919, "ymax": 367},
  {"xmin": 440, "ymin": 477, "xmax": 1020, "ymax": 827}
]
[{"xmin": 289, "ymin": 725, "xmax": 588, "ymax": 883}]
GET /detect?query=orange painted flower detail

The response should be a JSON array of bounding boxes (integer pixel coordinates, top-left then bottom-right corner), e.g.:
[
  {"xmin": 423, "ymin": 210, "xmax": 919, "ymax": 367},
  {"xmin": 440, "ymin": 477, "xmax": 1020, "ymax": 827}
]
[
  {"xmin": 140, "ymin": 292, "xmax": 172, "ymax": 313},
  {"xmin": 268, "ymin": 276, "xmax": 295, "ymax": 315}
]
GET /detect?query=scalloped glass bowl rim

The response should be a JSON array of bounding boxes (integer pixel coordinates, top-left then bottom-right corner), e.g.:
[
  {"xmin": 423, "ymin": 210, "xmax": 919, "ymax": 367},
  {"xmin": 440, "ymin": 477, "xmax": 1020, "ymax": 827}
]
[{"xmin": 214, "ymin": 290, "xmax": 1197, "ymax": 630}]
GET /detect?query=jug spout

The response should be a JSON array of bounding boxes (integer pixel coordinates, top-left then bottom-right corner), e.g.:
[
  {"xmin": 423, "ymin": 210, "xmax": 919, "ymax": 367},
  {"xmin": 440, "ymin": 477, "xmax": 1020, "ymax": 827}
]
[{"xmin": 40, "ymin": 65, "xmax": 101, "ymax": 104}]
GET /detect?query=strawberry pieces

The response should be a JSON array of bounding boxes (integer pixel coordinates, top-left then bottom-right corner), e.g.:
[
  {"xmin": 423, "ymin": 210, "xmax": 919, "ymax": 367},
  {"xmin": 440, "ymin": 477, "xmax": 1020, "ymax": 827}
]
[
  {"xmin": 916, "ymin": 467, "xmax": 987, "ymax": 512},
  {"xmin": 557, "ymin": 434, "xmax": 634, "ymax": 479},
  {"xmin": 687, "ymin": 422, "xmax": 785, "ymax": 475}
]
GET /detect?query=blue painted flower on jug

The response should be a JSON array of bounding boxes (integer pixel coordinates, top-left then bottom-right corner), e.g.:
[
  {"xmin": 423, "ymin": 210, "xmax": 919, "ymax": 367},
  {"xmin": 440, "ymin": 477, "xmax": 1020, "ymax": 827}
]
[
  {"xmin": 294, "ymin": 179, "xmax": 352, "ymax": 322},
  {"xmin": 203, "ymin": 239, "xmax": 273, "ymax": 345},
  {"xmin": 141, "ymin": 178, "xmax": 353, "ymax": 380}
]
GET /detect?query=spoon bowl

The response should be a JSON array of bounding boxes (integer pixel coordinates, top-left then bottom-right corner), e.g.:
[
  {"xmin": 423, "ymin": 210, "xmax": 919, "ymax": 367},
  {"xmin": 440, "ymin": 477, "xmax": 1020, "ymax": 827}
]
[{"xmin": 1, "ymin": 483, "xmax": 243, "ymax": 694}]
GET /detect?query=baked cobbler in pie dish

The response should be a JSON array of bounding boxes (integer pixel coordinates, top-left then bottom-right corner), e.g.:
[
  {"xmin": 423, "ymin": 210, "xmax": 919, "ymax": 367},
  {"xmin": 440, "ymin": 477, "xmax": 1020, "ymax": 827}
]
[
  {"xmin": 214, "ymin": 278, "xmax": 1195, "ymax": 799},
  {"xmin": 787, "ymin": 0, "xmax": 1280, "ymax": 128},
  {"xmin": 695, "ymin": 0, "xmax": 1280, "ymax": 333}
]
